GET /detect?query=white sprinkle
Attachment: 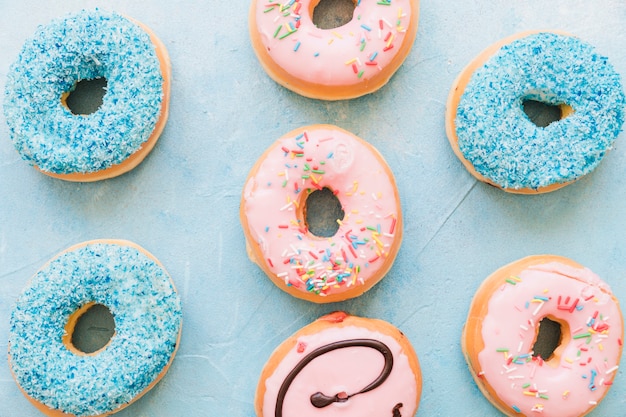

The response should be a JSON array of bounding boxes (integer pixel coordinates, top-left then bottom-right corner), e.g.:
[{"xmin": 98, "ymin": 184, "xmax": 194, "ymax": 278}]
[
  {"xmin": 533, "ymin": 301, "xmax": 544, "ymax": 316},
  {"xmin": 606, "ymin": 365, "xmax": 619, "ymax": 375}
]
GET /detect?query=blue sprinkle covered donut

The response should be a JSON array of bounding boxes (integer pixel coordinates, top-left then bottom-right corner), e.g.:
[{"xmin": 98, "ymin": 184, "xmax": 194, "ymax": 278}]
[
  {"xmin": 446, "ymin": 31, "xmax": 625, "ymax": 193},
  {"xmin": 8, "ymin": 240, "xmax": 183, "ymax": 417},
  {"xmin": 3, "ymin": 9, "xmax": 171, "ymax": 182}
]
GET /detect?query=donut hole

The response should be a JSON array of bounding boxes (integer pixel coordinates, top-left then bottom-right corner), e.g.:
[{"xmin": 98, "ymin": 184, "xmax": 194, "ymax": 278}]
[
  {"xmin": 63, "ymin": 302, "xmax": 115, "ymax": 355},
  {"xmin": 303, "ymin": 187, "xmax": 345, "ymax": 238},
  {"xmin": 532, "ymin": 316, "xmax": 569, "ymax": 366},
  {"xmin": 311, "ymin": 0, "xmax": 356, "ymax": 30},
  {"xmin": 62, "ymin": 77, "xmax": 108, "ymax": 115},
  {"xmin": 522, "ymin": 99, "xmax": 574, "ymax": 128}
]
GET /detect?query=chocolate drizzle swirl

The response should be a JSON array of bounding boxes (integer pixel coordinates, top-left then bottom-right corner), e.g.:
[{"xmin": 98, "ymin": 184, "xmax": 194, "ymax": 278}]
[{"xmin": 274, "ymin": 338, "xmax": 394, "ymax": 417}]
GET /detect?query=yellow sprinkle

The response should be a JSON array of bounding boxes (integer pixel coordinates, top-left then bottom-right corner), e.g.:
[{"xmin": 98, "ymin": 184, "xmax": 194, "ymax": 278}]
[
  {"xmin": 523, "ymin": 391, "xmax": 535, "ymax": 396},
  {"xmin": 565, "ymin": 357, "xmax": 573, "ymax": 364},
  {"xmin": 345, "ymin": 57, "xmax": 357, "ymax": 65},
  {"xmin": 599, "ymin": 343, "xmax": 604, "ymax": 351},
  {"xmin": 328, "ymin": 38, "xmax": 334, "ymax": 45},
  {"xmin": 351, "ymin": 209, "xmax": 359, "ymax": 214},
  {"xmin": 332, "ymin": 31, "xmax": 343, "ymax": 39}
]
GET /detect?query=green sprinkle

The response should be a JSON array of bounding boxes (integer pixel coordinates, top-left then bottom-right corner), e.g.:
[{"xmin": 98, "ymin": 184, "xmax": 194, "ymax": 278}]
[
  {"xmin": 273, "ymin": 25, "xmax": 282, "ymax": 38},
  {"xmin": 574, "ymin": 332, "xmax": 592, "ymax": 339},
  {"xmin": 279, "ymin": 28, "xmax": 297, "ymax": 40},
  {"xmin": 311, "ymin": 169, "xmax": 325, "ymax": 174},
  {"xmin": 522, "ymin": 383, "xmax": 531, "ymax": 388},
  {"xmin": 505, "ymin": 279, "xmax": 517, "ymax": 285},
  {"xmin": 496, "ymin": 348, "xmax": 509, "ymax": 352},
  {"xmin": 357, "ymin": 70, "xmax": 365, "ymax": 78}
]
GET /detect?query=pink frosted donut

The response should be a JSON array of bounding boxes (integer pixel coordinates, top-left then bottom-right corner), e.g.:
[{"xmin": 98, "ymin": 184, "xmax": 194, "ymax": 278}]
[
  {"xmin": 249, "ymin": 0, "xmax": 420, "ymax": 100},
  {"xmin": 240, "ymin": 125, "xmax": 402, "ymax": 303},
  {"xmin": 463, "ymin": 255, "xmax": 624, "ymax": 417},
  {"xmin": 255, "ymin": 312, "xmax": 422, "ymax": 417}
]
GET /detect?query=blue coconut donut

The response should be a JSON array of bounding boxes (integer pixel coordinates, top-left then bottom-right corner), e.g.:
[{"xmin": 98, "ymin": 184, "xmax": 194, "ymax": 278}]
[
  {"xmin": 446, "ymin": 31, "xmax": 625, "ymax": 193},
  {"xmin": 3, "ymin": 9, "xmax": 170, "ymax": 182},
  {"xmin": 8, "ymin": 240, "xmax": 183, "ymax": 417}
]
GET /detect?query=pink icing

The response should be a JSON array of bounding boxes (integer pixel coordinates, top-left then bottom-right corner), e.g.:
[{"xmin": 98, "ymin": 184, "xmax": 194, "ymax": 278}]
[
  {"xmin": 478, "ymin": 261, "xmax": 623, "ymax": 416},
  {"xmin": 262, "ymin": 325, "xmax": 419, "ymax": 416},
  {"xmin": 242, "ymin": 126, "xmax": 401, "ymax": 298},
  {"xmin": 252, "ymin": 0, "xmax": 414, "ymax": 86}
]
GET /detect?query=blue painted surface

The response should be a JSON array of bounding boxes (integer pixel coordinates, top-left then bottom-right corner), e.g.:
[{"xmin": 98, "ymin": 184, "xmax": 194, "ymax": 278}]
[{"xmin": 1, "ymin": 1, "xmax": 625, "ymax": 416}]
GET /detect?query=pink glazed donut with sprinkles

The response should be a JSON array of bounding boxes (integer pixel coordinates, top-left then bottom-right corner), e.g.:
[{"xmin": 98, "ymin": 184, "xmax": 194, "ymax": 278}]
[
  {"xmin": 249, "ymin": 0, "xmax": 419, "ymax": 100},
  {"xmin": 240, "ymin": 125, "xmax": 402, "ymax": 303},
  {"xmin": 462, "ymin": 255, "xmax": 624, "ymax": 417}
]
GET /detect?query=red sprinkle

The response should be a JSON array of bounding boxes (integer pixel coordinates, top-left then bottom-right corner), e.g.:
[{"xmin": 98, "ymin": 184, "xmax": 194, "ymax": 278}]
[
  {"xmin": 322, "ymin": 311, "xmax": 348, "ymax": 323},
  {"xmin": 383, "ymin": 44, "xmax": 394, "ymax": 52},
  {"xmin": 297, "ymin": 341, "xmax": 307, "ymax": 353},
  {"xmin": 348, "ymin": 244, "xmax": 358, "ymax": 259},
  {"xmin": 267, "ymin": 258, "xmax": 274, "ymax": 267},
  {"xmin": 389, "ymin": 217, "xmax": 397, "ymax": 234}
]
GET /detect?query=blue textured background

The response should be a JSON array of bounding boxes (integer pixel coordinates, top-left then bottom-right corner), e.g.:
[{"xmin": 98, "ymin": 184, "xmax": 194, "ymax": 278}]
[{"xmin": 1, "ymin": 1, "xmax": 625, "ymax": 416}]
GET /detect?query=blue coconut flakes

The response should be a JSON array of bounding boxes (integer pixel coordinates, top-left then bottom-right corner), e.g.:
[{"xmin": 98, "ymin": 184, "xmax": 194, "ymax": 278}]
[
  {"xmin": 8, "ymin": 242, "xmax": 182, "ymax": 416},
  {"xmin": 3, "ymin": 9, "xmax": 164, "ymax": 174},
  {"xmin": 455, "ymin": 32, "xmax": 625, "ymax": 190}
]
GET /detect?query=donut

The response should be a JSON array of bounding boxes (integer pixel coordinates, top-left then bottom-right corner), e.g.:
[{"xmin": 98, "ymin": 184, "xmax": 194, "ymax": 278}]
[
  {"xmin": 240, "ymin": 124, "xmax": 402, "ymax": 303},
  {"xmin": 8, "ymin": 240, "xmax": 183, "ymax": 416},
  {"xmin": 445, "ymin": 31, "xmax": 625, "ymax": 193},
  {"xmin": 249, "ymin": 0, "xmax": 419, "ymax": 100},
  {"xmin": 462, "ymin": 255, "xmax": 623, "ymax": 417},
  {"xmin": 255, "ymin": 311, "xmax": 422, "ymax": 416},
  {"xmin": 3, "ymin": 9, "xmax": 171, "ymax": 182}
]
